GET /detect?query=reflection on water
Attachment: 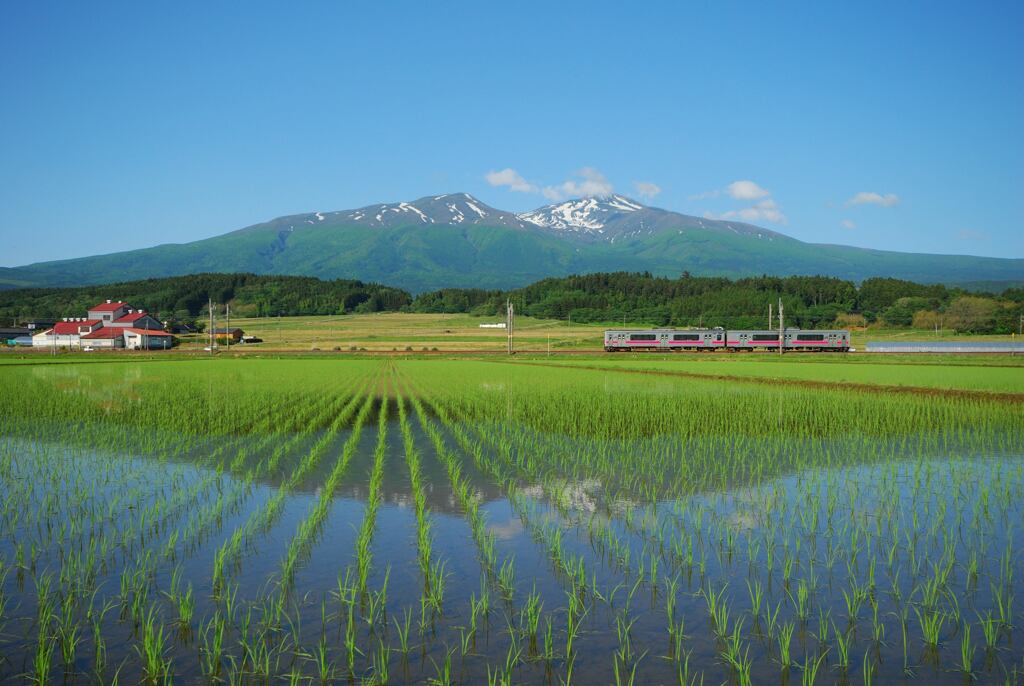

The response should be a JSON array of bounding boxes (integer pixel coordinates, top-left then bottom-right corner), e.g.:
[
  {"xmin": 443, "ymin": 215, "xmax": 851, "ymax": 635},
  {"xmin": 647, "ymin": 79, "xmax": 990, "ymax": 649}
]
[{"xmin": 1, "ymin": 418, "xmax": 1022, "ymax": 685}]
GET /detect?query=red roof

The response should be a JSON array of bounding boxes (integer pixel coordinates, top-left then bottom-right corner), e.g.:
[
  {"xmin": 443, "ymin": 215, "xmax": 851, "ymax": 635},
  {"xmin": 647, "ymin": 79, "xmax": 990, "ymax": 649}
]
[
  {"xmin": 124, "ymin": 328, "xmax": 173, "ymax": 336},
  {"xmin": 88, "ymin": 301, "xmax": 129, "ymax": 312},
  {"xmin": 113, "ymin": 311, "xmax": 152, "ymax": 323},
  {"xmin": 50, "ymin": 320, "xmax": 101, "ymax": 335},
  {"xmin": 82, "ymin": 328, "xmax": 124, "ymax": 339}
]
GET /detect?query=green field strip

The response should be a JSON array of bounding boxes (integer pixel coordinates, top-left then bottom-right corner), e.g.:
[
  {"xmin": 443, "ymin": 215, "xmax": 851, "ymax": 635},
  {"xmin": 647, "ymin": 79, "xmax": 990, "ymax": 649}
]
[{"xmin": 211, "ymin": 375, "xmax": 376, "ymax": 591}]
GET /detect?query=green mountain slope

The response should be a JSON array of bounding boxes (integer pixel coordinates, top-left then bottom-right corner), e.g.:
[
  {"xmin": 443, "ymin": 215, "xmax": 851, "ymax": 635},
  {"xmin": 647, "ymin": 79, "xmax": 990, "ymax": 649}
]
[{"xmin": 1, "ymin": 194, "xmax": 1020, "ymax": 292}]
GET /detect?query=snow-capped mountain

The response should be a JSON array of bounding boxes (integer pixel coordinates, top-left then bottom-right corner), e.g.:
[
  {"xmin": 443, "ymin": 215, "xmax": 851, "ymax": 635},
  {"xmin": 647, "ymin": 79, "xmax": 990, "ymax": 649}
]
[
  {"xmin": 329, "ymin": 193, "xmax": 526, "ymax": 230},
  {"xmin": 237, "ymin": 191, "xmax": 787, "ymax": 246},
  {"xmin": 517, "ymin": 194, "xmax": 783, "ymax": 243}
]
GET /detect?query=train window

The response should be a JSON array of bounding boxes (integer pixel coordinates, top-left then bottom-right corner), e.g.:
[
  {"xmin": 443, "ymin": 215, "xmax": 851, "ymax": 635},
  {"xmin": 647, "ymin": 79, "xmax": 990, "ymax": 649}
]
[
  {"xmin": 796, "ymin": 334, "xmax": 825, "ymax": 341},
  {"xmin": 629, "ymin": 334, "xmax": 657, "ymax": 341},
  {"xmin": 672, "ymin": 334, "xmax": 700, "ymax": 341},
  {"xmin": 752, "ymin": 334, "xmax": 779, "ymax": 341},
  {"xmin": 716, "ymin": 334, "xmax": 722, "ymax": 340}
]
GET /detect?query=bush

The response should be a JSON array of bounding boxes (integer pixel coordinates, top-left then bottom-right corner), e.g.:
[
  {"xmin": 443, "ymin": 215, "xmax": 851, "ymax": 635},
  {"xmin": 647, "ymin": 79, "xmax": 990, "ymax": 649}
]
[
  {"xmin": 880, "ymin": 297, "xmax": 934, "ymax": 327},
  {"xmin": 834, "ymin": 313, "xmax": 867, "ymax": 328},
  {"xmin": 912, "ymin": 310, "xmax": 942, "ymax": 330},
  {"xmin": 945, "ymin": 296, "xmax": 998, "ymax": 333}
]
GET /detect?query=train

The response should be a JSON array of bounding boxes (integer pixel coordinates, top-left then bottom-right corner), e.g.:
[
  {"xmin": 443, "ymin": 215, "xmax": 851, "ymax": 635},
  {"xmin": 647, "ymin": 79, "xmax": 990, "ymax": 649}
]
[{"xmin": 603, "ymin": 328, "xmax": 850, "ymax": 352}]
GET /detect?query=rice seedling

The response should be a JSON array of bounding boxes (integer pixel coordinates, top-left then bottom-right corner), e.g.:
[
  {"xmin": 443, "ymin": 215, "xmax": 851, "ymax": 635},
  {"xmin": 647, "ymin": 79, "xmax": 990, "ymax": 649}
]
[
  {"xmin": 393, "ymin": 607, "xmax": 413, "ymax": 655},
  {"xmin": 802, "ymin": 652, "xmax": 827, "ymax": 686},
  {"xmin": 862, "ymin": 648, "xmax": 875, "ymax": 686},
  {"xmin": 778, "ymin": 621, "xmax": 795, "ymax": 671},
  {"xmin": 959, "ymin": 620, "xmax": 977, "ymax": 677},
  {"xmin": 135, "ymin": 605, "xmax": 172, "ymax": 684}
]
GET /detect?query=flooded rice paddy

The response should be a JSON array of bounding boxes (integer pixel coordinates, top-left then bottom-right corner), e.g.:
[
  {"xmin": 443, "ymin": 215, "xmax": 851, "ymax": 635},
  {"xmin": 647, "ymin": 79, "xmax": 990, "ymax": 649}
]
[{"xmin": 0, "ymin": 358, "xmax": 1022, "ymax": 684}]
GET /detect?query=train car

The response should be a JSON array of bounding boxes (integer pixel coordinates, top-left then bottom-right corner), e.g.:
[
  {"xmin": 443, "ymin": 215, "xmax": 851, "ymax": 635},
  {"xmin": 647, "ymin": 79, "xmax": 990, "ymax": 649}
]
[
  {"xmin": 726, "ymin": 329, "xmax": 850, "ymax": 352},
  {"xmin": 783, "ymin": 329, "xmax": 850, "ymax": 351},
  {"xmin": 603, "ymin": 329, "xmax": 725, "ymax": 352},
  {"xmin": 725, "ymin": 330, "xmax": 783, "ymax": 351}
]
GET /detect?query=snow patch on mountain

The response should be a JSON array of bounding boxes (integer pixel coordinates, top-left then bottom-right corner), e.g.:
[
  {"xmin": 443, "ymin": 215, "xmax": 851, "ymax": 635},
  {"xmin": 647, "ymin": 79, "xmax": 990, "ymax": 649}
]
[
  {"xmin": 608, "ymin": 196, "xmax": 642, "ymax": 212},
  {"xmin": 446, "ymin": 202, "xmax": 465, "ymax": 223},
  {"xmin": 517, "ymin": 194, "xmax": 641, "ymax": 233},
  {"xmin": 399, "ymin": 202, "xmax": 431, "ymax": 223}
]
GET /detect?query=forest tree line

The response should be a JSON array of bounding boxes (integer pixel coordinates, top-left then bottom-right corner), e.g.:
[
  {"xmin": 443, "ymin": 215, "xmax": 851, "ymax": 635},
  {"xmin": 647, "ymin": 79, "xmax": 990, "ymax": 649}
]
[
  {"xmin": 412, "ymin": 273, "xmax": 1024, "ymax": 333},
  {"xmin": 0, "ymin": 274, "xmax": 411, "ymax": 326},
  {"xmin": 1, "ymin": 272, "xmax": 1021, "ymax": 333}
]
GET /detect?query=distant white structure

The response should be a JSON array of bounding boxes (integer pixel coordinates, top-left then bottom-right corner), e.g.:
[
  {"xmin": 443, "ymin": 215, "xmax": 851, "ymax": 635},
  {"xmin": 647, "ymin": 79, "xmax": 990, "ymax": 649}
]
[
  {"xmin": 866, "ymin": 341, "xmax": 1024, "ymax": 353},
  {"xmin": 479, "ymin": 322, "xmax": 507, "ymax": 329}
]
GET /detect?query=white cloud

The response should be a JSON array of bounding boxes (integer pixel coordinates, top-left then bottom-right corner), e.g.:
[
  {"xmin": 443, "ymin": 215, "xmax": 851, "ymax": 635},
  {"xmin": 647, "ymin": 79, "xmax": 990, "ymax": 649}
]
[
  {"xmin": 486, "ymin": 166, "xmax": 628, "ymax": 202},
  {"xmin": 541, "ymin": 186, "xmax": 564, "ymax": 201},
  {"xmin": 712, "ymin": 198, "xmax": 786, "ymax": 224},
  {"xmin": 727, "ymin": 180, "xmax": 771, "ymax": 201},
  {"xmin": 485, "ymin": 168, "xmax": 537, "ymax": 193},
  {"xmin": 633, "ymin": 181, "xmax": 661, "ymax": 201},
  {"xmin": 700, "ymin": 179, "xmax": 786, "ymax": 224},
  {"xmin": 841, "ymin": 219, "xmax": 856, "ymax": 230},
  {"xmin": 542, "ymin": 167, "xmax": 614, "ymax": 201},
  {"xmin": 847, "ymin": 191, "xmax": 899, "ymax": 207}
]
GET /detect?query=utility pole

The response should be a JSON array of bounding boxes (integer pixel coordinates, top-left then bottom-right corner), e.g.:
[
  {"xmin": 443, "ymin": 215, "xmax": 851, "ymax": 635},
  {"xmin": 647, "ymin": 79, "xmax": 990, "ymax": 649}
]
[
  {"xmin": 506, "ymin": 299, "xmax": 515, "ymax": 355},
  {"xmin": 768, "ymin": 303, "xmax": 773, "ymax": 330},
  {"xmin": 225, "ymin": 303, "xmax": 230, "ymax": 351},
  {"xmin": 778, "ymin": 297, "xmax": 784, "ymax": 356},
  {"xmin": 209, "ymin": 298, "xmax": 214, "ymax": 354}
]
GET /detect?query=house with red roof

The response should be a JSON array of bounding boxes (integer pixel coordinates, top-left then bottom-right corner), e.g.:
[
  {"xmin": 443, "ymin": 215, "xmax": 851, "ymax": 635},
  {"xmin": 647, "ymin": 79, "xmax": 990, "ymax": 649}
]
[
  {"xmin": 123, "ymin": 328, "xmax": 175, "ymax": 350},
  {"xmin": 81, "ymin": 327, "xmax": 126, "ymax": 349},
  {"xmin": 87, "ymin": 300, "xmax": 131, "ymax": 322},
  {"xmin": 32, "ymin": 300, "xmax": 176, "ymax": 350},
  {"xmin": 32, "ymin": 319, "xmax": 102, "ymax": 348},
  {"xmin": 107, "ymin": 308, "xmax": 163, "ymax": 330}
]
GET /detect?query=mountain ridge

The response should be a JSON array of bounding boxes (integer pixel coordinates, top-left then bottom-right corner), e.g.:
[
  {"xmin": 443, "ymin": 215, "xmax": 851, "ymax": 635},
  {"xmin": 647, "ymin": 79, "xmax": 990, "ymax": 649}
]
[{"xmin": 1, "ymin": 192, "xmax": 1021, "ymax": 293}]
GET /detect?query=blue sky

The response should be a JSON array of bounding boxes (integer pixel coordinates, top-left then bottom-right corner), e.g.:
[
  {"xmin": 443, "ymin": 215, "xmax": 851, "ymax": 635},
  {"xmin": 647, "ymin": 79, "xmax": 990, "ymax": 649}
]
[{"xmin": 1, "ymin": 2, "xmax": 1022, "ymax": 266}]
